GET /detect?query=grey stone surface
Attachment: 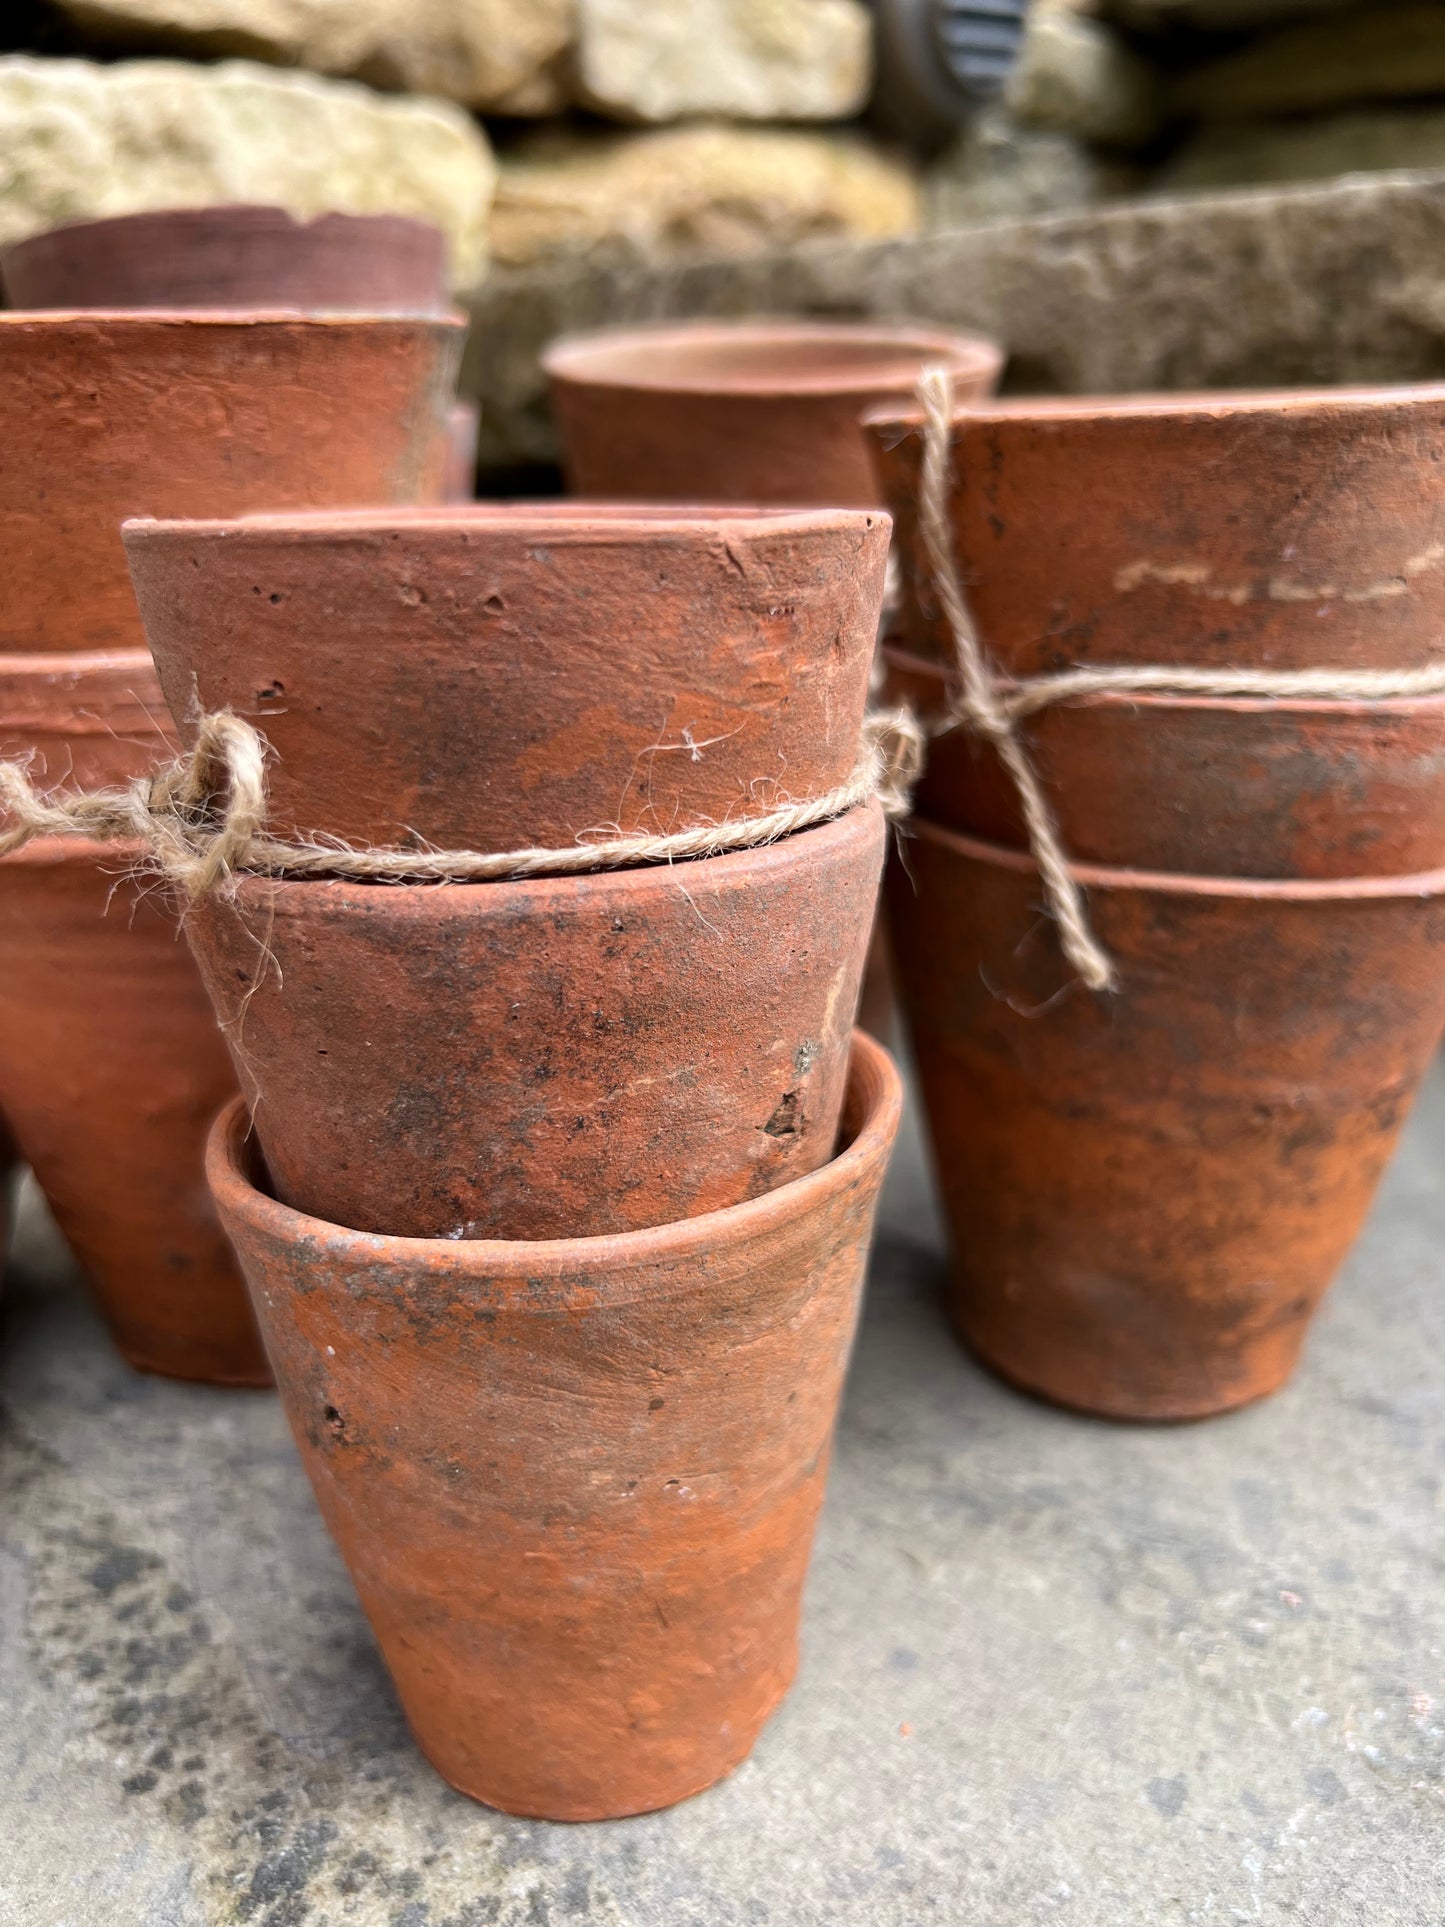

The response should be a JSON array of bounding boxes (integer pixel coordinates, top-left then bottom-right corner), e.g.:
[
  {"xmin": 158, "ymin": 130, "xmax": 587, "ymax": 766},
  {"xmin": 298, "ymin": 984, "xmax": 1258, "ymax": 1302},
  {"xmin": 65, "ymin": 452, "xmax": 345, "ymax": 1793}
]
[
  {"xmin": 465, "ymin": 170, "xmax": 1445, "ymax": 465},
  {"xmin": 4, "ymin": 1050, "xmax": 1445, "ymax": 1924}
]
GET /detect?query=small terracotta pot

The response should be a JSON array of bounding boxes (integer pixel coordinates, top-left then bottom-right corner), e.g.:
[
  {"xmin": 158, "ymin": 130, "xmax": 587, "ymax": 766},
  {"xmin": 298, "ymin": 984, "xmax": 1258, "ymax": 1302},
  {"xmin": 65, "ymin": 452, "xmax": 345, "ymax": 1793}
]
[
  {"xmin": 0, "ymin": 311, "xmax": 462, "ymax": 654},
  {"xmin": 0, "ymin": 839, "xmax": 264, "ymax": 1384},
  {"xmin": 1, "ymin": 205, "xmax": 450, "ymax": 313},
  {"xmin": 866, "ymin": 386, "xmax": 1445, "ymax": 671},
  {"xmin": 125, "ymin": 505, "xmax": 889, "ymax": 848},
  {"xmin": 0, "ymin": 649, "xmax": 175, "ymax": 792},
  {"xmin": 208, "ymin": 1028, "xmax": 901, "ymax": 1819},
  {"xmin": 887, "ymin": 818, "xmax": 1445, "ymax": 1421},
  {"xmin": 884, "ymin": 645, "xmax": 1445, "ymax": 878},
  {"xmin": 185, "ymin": 804, "xmax": 885, "ymax": 1241},
  {"xmin": 545, "ymin": 320, "xmax": 1003, "ymax": 509},
  {"xmin": 443, "ymin": 399, "xmax": 480, "ymax": 503}
]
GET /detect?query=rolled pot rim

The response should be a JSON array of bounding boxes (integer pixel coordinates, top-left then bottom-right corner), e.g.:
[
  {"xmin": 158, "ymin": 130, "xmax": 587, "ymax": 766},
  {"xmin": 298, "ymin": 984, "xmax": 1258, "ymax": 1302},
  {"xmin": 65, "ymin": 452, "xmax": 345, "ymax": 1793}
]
[
  {"xmin": 910, "ymin": 816, "xmax": 1445, "ymax": 899},
  {"xmin": 0, "ymin": 307, "xmax": 467, "ymax": 333},
  {"xmin": 863, "ymin": 380, "xmax": 1445, "ymax": 438},
  {"xmin": 881, "ymin": 643, "xmax": 1445, "ymax": 719},
  {"xmin": 206, "ymin": 1028, "xmax": 902, "ymax": 1281},
  {"xmin": 541, "ymin": 317, "xmax": 1003, "ymax": 399},
  {"xmin": 121, "ymin": 501, "xmax": 891, "ymax": 546},
  {"xmin": 0, "ymin": 835, "xmax": 146, "ymax": 869},
  {"xmin": 0, "ymin": 645, "xmax": 159, "ymax": 679}
]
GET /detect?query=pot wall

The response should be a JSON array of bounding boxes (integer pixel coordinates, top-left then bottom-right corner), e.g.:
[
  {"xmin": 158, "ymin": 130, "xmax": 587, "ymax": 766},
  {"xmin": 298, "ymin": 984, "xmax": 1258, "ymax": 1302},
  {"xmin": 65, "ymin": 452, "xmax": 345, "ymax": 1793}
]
[
  {"xmin": 0, "ymin": 649, "xmax": 175, "ymax": 792},
  {"xmin": 887, "ymin": 820, "xmax": 1445, "ymax": 1420},
  {"xmin": 207, "ymin": 1030, "xmax": 902, "ymax": 1820}
]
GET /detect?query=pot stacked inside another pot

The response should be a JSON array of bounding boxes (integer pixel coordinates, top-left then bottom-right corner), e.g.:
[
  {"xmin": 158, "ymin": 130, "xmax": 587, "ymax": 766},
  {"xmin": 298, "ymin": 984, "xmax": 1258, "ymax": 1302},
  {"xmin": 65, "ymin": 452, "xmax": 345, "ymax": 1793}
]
[
  {"xmin": 122, "ymin": 502, "xmax": 903, "ymax": 1820},
  {"xmin": 866, "ymin": 386, "xmax": 1445, "ymax": 1424},
  {"xmin": 0, "ymin": 206, "xmax": 465, "ymax": 1382}
]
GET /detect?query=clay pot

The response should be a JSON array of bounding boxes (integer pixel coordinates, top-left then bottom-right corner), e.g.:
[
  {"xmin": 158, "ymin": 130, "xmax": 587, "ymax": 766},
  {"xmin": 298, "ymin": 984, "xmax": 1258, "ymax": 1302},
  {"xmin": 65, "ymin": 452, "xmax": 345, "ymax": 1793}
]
[
  {"xmin": 884, "ymin": 645, "xmax": 1445, "ymax": 878},
  {"xmin": 0, "ymin": 839, "xmax": 263, "ymax": 1383},
  {"xmin": 544, "ymin": 320, "xmax": 1003, "ymax": 509},
  {"xmin": 866, "ymin": 386, "xmax": 1445, "ymax": 671},
  {"xmin": 124, "ymin": 504, "xmax": 889, "ymax": 848},
  {"xmin": 185, "ymin": 804, "xmax": 885, "ymax": 1241},
  {"xmin": 208, "ymin": 1027, "xmax": 901, "ymax": 1818},
  {"xmin": 443, "ymin": 399, "xmax": 480, "ymax": 502},
  {"xmin": 0, "ymin": 649, "xmax": 175, "ymax": 792},
  {"xmin": 0, "ymin": 205, "xmax": 450, "ymax": 313},
  {"xmin": 887, "ymin": 819, "xmax": 1445, "ymax": 1421},
  {"xmin": 0, "ymin": 311, "xmax": 462, "ymax": 654}
]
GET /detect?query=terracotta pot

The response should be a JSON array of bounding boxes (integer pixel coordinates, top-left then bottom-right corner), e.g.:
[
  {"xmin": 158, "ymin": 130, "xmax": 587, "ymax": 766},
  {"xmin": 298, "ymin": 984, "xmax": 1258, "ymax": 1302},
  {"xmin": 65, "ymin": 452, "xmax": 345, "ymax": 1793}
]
[
  {"xmin": 544, "ymin": 320, "xmax": 1003, "ymax": 509},
  {"xmin": 887, "ymin": 818, "xmax": 1445, "ymax": 1421},
  {"xmin": 443, "ymin": 398, "xmax": 479, "ymax": 502},
  {"xmin": 884, "ymin": 645, "xmax": 1445, "ymax": 878},
  {"xmin": 208, "ymin": 1027, "xmax": 901, "ymax": 1818},
  {"xmin": 0, "ymin": 311, "xmax": 462, "ymax": 655},
  {"xmin": 125, "ymin": 505, "xmax": 889, "ymax": 849},
  {"xmin": 866, "ymin": 386, "xmax": 1445, "ymax": 671},
  {"xmin": 185, "ymin": 804, "xmax": 885, "ymax": 1241},
  {"xmin": 0, "ymin": 1110, "xmax": 16, "ymax": 1282},
  {"xmin": 1, "ymin": 205, "xmax": 450, "ymax": 313},
  {"xmin": 0, "ymin": 839, "xmax": 263, "ymax": 1384},
  {"xmin": 0, "ymin": 649, "xmax": 176, "ymax": 792}
]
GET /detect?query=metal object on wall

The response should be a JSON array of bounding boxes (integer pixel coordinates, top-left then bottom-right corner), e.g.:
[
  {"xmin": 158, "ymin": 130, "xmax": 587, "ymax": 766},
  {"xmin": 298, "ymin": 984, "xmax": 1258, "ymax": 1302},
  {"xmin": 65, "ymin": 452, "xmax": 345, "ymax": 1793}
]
[{"xmin": 870, "ymin": 0, "xmax": 1029, "ymax": 148}]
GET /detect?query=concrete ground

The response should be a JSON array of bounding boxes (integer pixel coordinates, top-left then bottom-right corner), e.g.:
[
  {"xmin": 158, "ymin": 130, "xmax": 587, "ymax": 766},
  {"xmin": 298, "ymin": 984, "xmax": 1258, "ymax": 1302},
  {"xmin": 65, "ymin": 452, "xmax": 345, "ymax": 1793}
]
[{"xmin": 2, "ymin": 1062, "xmax": 1443, "ymax": 1927}]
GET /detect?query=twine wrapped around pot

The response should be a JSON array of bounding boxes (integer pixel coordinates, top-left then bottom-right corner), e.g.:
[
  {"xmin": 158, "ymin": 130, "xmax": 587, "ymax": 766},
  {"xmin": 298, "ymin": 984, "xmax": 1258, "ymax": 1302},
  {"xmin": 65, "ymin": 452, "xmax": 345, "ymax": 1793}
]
[
  {"xmin": 912, "ymin": 367, "xmax": 1445, "ymax": 991},
  {"xmin": 0, "ymin": 705, "xmax": 924, "ymax": 900}
]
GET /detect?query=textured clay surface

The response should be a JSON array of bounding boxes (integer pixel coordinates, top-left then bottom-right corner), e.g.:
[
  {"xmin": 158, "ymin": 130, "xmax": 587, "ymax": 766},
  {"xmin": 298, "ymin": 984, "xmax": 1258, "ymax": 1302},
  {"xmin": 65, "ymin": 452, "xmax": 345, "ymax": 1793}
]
[
  {"xmin": 125, "ymin": 504, "xmax": 889, "ymax": 849},
  {"xmin": 0, "ymin": 839, "xmax": 263, "ymax": 1384},
  {"xmin": 0, "ymin": 312, "xmax": 461, "ymax": 654},
  {"xmin": 0, "ymin": 205, "xmax": 451, "ymax": 313},
  {"xmin": 0, "ymin": 649, "xmax": 175, "ymax": 793},
  {"xmin": 207, "ymin": 1030, "xmax": 902, "ymax": 1820},
  {"xmin": 185, "ymin": 803, "xmax": 885, "ymax": 1241},
  {"xmin": 884, "ymin": 645, "xmax": 1445, "ymax": 878},
  {"xmin": 867, "ymin": 386, "xmax": 1445, "ymax": 670},
  {"xmin": 886, "ymin": 819, "xmax": 1445, "ymax": 1420},
  {"xmin": 546, "ymin": 320, "xmax": 1002, "ymax": 508}
]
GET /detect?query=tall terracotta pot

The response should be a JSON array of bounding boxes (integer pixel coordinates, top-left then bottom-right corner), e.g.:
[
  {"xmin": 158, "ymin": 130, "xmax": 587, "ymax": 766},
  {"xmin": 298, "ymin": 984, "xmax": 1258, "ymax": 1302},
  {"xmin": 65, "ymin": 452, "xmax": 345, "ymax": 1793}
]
[
  {"xmin": 0, "ymin": 311, "xmax": 461, "ymax": 655},
  {"xmin": 0, "ymin": 838, "xmax": 263, "ymax": 1383},
  {"xmin": 208, "ymin": 1029, "xmax": 902, "ymax": 1819},
  {"xmin": 0, "ymin": 649, "xmax": 174, "ymax": 791},
  {"xmin": 883, "ymin": 645, "xmax": 1445, "ymax": 878},
  {"xmin": 124, "ymin": 505, "xmax": 889, "ymax": 848},
  {"xmin": 887, "ymin": 819, "xmax": 1445, "ymax": 1421},
  {"xmin": 866, "ymin": 386, "xmax": 1445, "ymax": 672},
  {"xmin": 185, "ymin": 805, "xmax": 885, "ymax": 1241},
  {"xmin": 544, "ymin": 320, "xmax": 1002, "ymax": 509}
]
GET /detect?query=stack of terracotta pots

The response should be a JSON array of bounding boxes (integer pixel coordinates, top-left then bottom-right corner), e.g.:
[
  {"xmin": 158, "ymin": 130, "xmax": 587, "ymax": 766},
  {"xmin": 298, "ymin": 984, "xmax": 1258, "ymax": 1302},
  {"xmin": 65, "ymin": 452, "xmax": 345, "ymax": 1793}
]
[
  {"xmin": 867, "ymin": 387, "xmax": 1445, "ymax": 1422},
  {"xmin": 0, "ymin": 209, "xmax": 463, "ymax": 1380},
  {"xmin": 118, "ymin": 501, "xmax": 902, "ymax": 1817}
]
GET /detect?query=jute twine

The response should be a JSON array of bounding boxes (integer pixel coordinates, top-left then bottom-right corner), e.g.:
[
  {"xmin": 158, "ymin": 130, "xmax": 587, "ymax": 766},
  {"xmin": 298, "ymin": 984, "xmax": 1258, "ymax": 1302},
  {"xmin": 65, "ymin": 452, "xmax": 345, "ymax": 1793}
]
[
  {"xmin": 0, "ymin": 704, "xmax": 924, "ymax": 900},
  {"xmin": 912, "ymin": 366, "xmax": 1445, "ymax": 991}
]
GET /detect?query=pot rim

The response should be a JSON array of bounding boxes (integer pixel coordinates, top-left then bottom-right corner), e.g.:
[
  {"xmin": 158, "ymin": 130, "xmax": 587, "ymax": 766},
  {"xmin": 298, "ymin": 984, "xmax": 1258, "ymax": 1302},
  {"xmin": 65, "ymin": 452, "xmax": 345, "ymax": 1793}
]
[
  {"xmin": 0, "ymin": 204, "xmax": 444, "ymax": 252},
  {"xmin": 863, "ymin": 380, "xmax": 1445, "ymax": 436},
  {"xmin": 0, "ymin": 835, "xmax": 145, "ymax": 868},
  {"xmin": 0, "ymin": 308, "xmax": 467, "ymax": 333},
  {"xmin": 882, "ymin": 643, "xmax": 1445, "ymax": 720},
  {"xmin": 122, "ymin": 501, "xmax": 890, "ymax": 545},
  {"xmin": 206, "ymin": 1027, "xmax": 902, "ymax": 1279},
  {"xmin": 912, "ymin": 815, "xmax": 1445, "ymax": 899},
  {"xmin": 541, "ymin": 318, "xmax": 1003, "ymax": 399}
]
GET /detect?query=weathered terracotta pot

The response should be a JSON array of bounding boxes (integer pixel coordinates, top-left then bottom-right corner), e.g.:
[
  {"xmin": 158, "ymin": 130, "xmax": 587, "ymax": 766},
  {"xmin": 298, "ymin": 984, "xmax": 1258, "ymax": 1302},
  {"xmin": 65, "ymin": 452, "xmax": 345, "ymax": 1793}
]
[
  {"xmin": 1, "ymin": 205, "xmax": 450, "ymax": 313},
  {"xmin": 125, "ymin": 505, "xmax": 889, "ymax": 848},
  {"xmin": 884, "ymin": 645, "xmax": 1445, "ymax": 878},
  {"xmin": 866, "ymin": 386, "xmax": 1445, "ymax": 671},
  {"xmin": 0, "ymin": 1110, "xmax": 16, "ymax": 1282},
  {"xmin": 0, "ymin": 839, "xmax": 263, "ymax": 1383},
  {"xmin": 443, "ymin": 399, "xmax": 480, "ymax": 502},
  {"xmin": 185, "ymin": 804, "xmax": 885, "ymax": 1241},
  {"xmin": 0, "ymin": 311, "xmax": 461, "ymax": 654},
  {"xmin": 887, "ymin": 819, "xmax": 1445, "ymax": 1421},
  {"xmin": 545, "ymin": 320, "xmax": 1003, "ymax": 509},
  {"xmin": 0, "ymin": 649, "xmax": 175, "ymax": 792},
  {"xmin": 208, "ymin": 1027, "xmax": 901, "ymax": 1819}
]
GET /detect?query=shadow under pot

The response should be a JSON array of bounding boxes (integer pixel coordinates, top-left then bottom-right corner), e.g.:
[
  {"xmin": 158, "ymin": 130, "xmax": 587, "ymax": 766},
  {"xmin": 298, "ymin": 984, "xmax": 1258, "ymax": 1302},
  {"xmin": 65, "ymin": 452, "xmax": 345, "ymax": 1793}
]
[
  {"xmin": 0, "ymin": 648, "xmax": 176, "ymax": 793},
  {"xmin": 184, "ymin": 803, "xmax": 885, "ymax": 1241},
  {"xmin": 886, "ymin": 819, "xmax": 1445, "ymax": 1422},
  {"xmin": 0, "ymin": 839, "xmax": 265, "ymax": 1385},
  {"xmin": 865, "ymin": 385, "xmax": 1445, "ymax": 672},
  {"xmin": 544, "ymin": 319, "xmax": 1003, "ymax": 509},
  {"xmin": 208, "ymin": 1029, "xmax": 903, "ymax": 1820},
  {"xmin": 883, "ymin": 645, "xmax": 1445, "ymax": 878},
  {"xmin": 0, "ymin": 311, "xmax": 462, "ymax": 655},
  {"xmin": 123, "ymin": 504, "xmax": 891, "ymax": 850}
]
